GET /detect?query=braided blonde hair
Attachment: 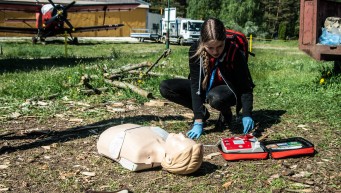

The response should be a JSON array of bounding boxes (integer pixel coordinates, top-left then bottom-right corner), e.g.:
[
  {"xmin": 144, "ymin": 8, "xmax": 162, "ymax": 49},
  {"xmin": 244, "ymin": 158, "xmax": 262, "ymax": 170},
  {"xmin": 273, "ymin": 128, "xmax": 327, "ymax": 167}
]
[{"xmin": 192, "ymin": 18, "xmax": 226, "ymax": 90}]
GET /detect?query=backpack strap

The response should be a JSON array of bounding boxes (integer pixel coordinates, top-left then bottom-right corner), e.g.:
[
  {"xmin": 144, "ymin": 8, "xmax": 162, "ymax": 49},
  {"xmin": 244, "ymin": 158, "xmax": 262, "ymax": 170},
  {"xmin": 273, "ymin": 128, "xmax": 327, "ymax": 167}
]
[{"xmin": 225, "ymin": 40, "xmax": 239, "ymax": 67}]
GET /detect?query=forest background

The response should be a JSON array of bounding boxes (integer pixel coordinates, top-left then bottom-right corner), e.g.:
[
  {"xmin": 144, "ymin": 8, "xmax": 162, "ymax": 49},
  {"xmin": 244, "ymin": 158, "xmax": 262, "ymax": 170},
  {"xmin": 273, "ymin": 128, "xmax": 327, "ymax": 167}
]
[{"xmin": 146, "ymin": 0, "xmax": 299, "ymax": 40}]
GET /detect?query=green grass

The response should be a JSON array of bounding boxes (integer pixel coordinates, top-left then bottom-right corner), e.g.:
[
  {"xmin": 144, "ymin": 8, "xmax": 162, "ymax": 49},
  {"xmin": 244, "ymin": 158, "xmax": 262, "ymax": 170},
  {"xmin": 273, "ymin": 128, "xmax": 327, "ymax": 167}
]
[
  {"xmin": 0, "ymin": 40, "xmax": 340, "ymax": 192},
  {"xmin": 1, "ymin": 40, "xmax": 339, "ymax": 125}
]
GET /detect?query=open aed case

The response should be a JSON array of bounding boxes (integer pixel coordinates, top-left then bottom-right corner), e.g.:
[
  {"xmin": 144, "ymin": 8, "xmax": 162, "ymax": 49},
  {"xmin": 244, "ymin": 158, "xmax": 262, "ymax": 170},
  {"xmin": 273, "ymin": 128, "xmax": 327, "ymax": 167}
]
[{"xmin": 217, "ymin": 135, "xmax": 315, "ymax": 161}]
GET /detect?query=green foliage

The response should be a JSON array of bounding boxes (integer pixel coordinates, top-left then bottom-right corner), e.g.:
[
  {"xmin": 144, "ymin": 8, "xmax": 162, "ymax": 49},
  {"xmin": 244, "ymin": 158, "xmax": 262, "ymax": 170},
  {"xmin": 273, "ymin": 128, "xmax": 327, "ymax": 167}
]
[
  {"xmin": 187, "ymin": 0, "xmax": 221, "ymax": 19},
  {"xmin": 317, "ymin": 63, "xmax": 341, "ymax": 87},
  {"xmin": 219, "ymin": 0, "xmax": 258, "ymax": 27},
  {"xmin": 147, "ymin": 0, "xmax": 301, "ymax": 39},
  {"xmin": 278, "ymin": 22, "xmax": 287, "ymax": 40}
]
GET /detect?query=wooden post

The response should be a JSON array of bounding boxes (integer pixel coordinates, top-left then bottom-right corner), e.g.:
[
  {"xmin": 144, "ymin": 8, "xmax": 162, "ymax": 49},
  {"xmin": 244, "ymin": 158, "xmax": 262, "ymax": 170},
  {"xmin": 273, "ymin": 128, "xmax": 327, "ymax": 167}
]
[
  {"xmin": 249, "ymin": 34, "xmax": 252, "ymax": 53},
  {"xmin": 64, "ymin": 31, "xmax": 68, "ymax": 57}
]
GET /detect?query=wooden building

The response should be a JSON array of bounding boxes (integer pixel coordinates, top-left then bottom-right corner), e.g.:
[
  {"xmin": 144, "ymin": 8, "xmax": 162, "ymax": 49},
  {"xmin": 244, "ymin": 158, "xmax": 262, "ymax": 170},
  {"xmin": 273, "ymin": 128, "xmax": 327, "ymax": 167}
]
[{"xmin": 0, "ymin": 0, "xmax": 152, "ymax": 37}]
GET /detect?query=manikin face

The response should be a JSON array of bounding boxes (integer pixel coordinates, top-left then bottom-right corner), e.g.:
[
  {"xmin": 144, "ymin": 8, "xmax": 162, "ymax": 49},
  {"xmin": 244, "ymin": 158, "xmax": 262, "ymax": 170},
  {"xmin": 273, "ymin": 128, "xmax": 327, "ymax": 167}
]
[
  {"xmin": 204, "ymin": 40, "xmax": 225, "ymax": 58},
  {"xmin": 164, "ymin": 133, "xmax": 196, "ymax": 156}
]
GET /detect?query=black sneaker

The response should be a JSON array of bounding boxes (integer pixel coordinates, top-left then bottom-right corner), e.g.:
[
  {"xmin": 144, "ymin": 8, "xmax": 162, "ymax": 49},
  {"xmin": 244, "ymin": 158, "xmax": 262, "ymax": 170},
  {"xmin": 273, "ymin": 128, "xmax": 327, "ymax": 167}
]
[
  {"xmin": 202, "ymin": 107, "xmax": 210, "ymax": 123},
  {"xmin": 215, "ymin": 109, "xmax": 232, "ymax": 131}
]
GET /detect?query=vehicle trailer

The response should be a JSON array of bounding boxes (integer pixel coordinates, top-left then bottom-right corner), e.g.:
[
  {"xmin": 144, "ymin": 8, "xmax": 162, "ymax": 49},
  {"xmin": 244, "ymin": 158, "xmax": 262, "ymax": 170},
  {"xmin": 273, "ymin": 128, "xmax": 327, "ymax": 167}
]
[
  {"xmin": 130, "ymin": 28, "xmax": 161, "ymax": 42},
  {"xmin": 299, "ymin": 0, "xmax": 341, "ymax": 72}
]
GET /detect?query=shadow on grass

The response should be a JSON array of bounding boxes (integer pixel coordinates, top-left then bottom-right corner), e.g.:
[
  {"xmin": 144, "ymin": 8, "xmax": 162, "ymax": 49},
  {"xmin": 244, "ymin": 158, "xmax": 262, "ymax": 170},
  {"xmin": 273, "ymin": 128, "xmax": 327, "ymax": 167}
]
[
  {"xmin": 0, "ymin": 114, "xmax": 185, "ymax": 155},
  {"xmin": 252, "ymin": 109, "xmax": 287, "ymax": 137},
  {"xmin": 0, "ymin": 56, "xmax": 108, "ymax": 74},
  {"xmin": 204, "ymin": 109, "xmax": 287, "ymax": 136}
]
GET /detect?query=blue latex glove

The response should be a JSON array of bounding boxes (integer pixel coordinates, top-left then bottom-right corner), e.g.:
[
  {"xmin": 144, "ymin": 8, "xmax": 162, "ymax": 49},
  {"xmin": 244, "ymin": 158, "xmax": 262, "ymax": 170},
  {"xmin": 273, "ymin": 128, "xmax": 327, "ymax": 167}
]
[
  {"xmin": 242, "ymin": 116, "xmax": 254, "ymax": 134},
  {"xmin": 186, "ymin": 122, "xmax": 203, "ymax": 139}
]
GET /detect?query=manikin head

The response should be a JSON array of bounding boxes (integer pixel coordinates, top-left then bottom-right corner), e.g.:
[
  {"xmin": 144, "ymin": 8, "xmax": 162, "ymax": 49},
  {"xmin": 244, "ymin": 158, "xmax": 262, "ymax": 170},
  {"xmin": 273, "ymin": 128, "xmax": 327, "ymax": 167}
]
[
  {"xmin": 161, "ymin": 133, "xmax": 203, "ymax": 175},
  {"xmin": 97, "ymin": 124, "xmax": 203, "ymax": 174}
]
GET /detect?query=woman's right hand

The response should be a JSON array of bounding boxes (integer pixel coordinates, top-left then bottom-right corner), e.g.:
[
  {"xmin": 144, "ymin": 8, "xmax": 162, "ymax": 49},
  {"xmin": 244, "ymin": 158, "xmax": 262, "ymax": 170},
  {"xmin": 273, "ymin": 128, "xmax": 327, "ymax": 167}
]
[{"xmin": 186, "ymin": 121, "xmax": 203, "ymax": 139}]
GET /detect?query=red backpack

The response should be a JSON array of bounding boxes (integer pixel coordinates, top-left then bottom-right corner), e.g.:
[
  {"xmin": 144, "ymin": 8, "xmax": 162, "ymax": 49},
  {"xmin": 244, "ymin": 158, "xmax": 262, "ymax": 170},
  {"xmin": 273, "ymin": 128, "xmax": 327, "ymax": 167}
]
[{"xmin": 225, "ymin": 29, "xmax": 255, "ymax": 63}]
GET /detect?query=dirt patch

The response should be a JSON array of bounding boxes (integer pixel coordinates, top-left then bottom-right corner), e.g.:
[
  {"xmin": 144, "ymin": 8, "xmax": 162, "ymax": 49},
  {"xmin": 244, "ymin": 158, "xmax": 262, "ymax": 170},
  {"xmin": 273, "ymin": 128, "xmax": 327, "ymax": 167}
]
[{"xmin": 0, "ymin": 103, "xmax": 340, "ymax": 193}]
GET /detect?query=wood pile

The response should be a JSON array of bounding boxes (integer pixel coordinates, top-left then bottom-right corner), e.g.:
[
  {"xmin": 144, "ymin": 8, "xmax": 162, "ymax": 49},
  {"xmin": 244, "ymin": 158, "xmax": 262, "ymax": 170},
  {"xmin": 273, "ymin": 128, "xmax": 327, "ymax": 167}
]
[{"xmin": 79, "ymin": 49, "xmax": 184, "ymax": 98}]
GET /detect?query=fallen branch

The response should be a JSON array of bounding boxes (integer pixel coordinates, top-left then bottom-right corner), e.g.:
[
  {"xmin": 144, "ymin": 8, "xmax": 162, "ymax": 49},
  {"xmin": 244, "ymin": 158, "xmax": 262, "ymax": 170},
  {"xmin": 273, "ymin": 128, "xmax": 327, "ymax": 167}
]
[
  {"xmin": 80, "ymin": 87, "xmax": 108, "ymax": 95},
  {"xmin": 81, "ymin": 74, "xmax": 106, "ymax": 95},
  {"xmin": 129, "ymin": 70, "xmax": 186, "ymax": 79},
  {"xmin": 143, "ymin": 49, "xmax": 171, "ymax": 75},
  {"xmin": 107, "ymin": 62, "xmax": 151, "ymax": 79},
  {"xmin": 104, "ymin": 79, "xmax": 154, "ymax": 99},
  {"xmin": 27, "ymin": 93, "xmax": 59, "ymax": 102}
]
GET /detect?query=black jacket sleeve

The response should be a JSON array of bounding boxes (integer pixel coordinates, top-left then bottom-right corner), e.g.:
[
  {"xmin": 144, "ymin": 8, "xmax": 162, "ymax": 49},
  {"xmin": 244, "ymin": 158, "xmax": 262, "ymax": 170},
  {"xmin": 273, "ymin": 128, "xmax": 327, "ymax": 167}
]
[
  {"xmin": 233, "ymin": 50, "xmax": 255, "ymax": 117},
  {"xmin": 189, "ymin": 42, "xmax": 206, "ymax": 120}
]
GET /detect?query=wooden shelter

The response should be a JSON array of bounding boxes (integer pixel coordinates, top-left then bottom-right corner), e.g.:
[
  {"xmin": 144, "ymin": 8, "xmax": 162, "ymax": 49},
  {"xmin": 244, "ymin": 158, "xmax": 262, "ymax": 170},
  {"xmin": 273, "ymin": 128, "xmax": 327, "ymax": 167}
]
[
  {"xmin": 299, "ymin": 0, "xmax": 341, "ymax": 61},
  {"xmin": 0, "ymin": 0, "xmax": 150, "ymax": 37}
]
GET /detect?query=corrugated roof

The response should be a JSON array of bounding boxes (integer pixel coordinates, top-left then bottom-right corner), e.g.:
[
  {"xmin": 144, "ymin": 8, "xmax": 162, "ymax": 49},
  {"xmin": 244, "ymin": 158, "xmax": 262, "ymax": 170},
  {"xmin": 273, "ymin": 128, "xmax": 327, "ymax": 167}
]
[{"xmin": 2, "ymin": 0, "xmax": 147, "ymax": 4}]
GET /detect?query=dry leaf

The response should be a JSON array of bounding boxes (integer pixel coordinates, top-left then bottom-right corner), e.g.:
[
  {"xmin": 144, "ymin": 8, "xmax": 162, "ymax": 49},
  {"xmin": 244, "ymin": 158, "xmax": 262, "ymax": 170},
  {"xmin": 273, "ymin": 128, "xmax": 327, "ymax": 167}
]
[
  {"xmin": 126, "ymin": 105, "xmax": 138, "ymax": 110},
  {"xmin": 75, "ymin": 102, "xmax": 91, "ymax": 107},
  {"xmin": 39, "ymin": 164, "xmax": 49, "ymax": 170},
  {"xmin": 69, "ymin": 118, "xmax": 83, "ymax": 123},
  {"xmin": 297, "ymin": 124, "xmax": 309, "ymax": 131},
  {"xmin": 44, "ymin": 156, "xmax": 51, "ymax": 160},
  {"xmin": 292, "ymin": 171, "xmax": 312, "ymax": 178},
  {"xmin": 107, "ymin": 107, "xmax": 126, "ymax": 112},
  {"xmin": 267, "ymin": 174, "xmax": 280, "ymax": 183},
  {"xmin": 81, "ymin": 171, "xmax": 96, "ymax": 177},
  {"xmin": 111, "ymin": 102, "xmax": 125, "ymax": 107},
  {"xmin": 37, "ymin": 101, "xmax": 49, "ymax": 106},
  {"xmin": 284, "ymin": 188, "xmax": 312, "ymax": 192},
  {"xmin": 59, "ymin": 171, "xmax": 76, "ymax": 179},
  {"xmin": 203, "ymin": 152, "xmax": 221, "ymax": 160},
  {"xmin": 290, "ymin": 164, "xmax": 298, "ymax": 169},
  {"xmin": 144, "ymin": 100, "xmax": 167, "ymax": 107},
  {"xmin": 54, "ymin": 114, "xmax": 65, "ymax": 118},
  {"xmin": 9, "ymin": 112, "xmax": 21, "ymax": 118},
  {"xmin": 0, "ymin": 165, "xmax": 9, "ymax": 169},
  {"xmin": 222, "ymin": 181, "xmax": 233, "ymax": 189},
  {"xmin": 41, "ymin": 146, "xmax": 50, "ymax": 150}
]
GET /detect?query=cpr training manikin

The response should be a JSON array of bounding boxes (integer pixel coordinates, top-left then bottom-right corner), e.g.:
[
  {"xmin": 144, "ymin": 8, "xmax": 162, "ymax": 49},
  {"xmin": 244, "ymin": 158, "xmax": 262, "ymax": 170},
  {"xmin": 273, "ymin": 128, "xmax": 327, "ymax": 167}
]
[{"xmin": 97, "ymin": 123, "xmax": 204, "ymax": 175}]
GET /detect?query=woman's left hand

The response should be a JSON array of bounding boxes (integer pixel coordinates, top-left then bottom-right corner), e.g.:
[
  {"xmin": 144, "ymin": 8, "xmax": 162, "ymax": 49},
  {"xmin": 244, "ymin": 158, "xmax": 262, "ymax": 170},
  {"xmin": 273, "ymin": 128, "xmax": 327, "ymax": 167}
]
[{"xmin": 242, "ymin": 116, "xmax": 254, "ymax": 134}]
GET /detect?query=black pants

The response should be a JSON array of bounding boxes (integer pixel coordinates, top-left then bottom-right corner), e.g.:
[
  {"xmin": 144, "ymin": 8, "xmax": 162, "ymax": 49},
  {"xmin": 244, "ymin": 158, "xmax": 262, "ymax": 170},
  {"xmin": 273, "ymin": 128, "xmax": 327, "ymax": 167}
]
[{"xmin": 159, "ymin": 78, "xmax": 236, "ymax": 115}]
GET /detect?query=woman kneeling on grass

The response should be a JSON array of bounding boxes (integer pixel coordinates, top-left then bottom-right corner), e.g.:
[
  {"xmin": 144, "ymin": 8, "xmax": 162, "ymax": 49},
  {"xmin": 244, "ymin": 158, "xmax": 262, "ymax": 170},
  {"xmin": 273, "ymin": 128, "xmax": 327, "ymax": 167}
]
[{"xmin": 159, "ymin": 18, "xmax": 255, "ymax": 139}]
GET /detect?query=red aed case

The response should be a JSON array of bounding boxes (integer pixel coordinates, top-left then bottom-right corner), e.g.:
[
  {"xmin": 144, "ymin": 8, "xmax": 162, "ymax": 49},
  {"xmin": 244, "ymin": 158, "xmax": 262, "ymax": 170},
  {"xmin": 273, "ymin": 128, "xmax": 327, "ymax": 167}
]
[{"xmin": 218, "ymin": 136, "xmax": 315, "ymax": 161}]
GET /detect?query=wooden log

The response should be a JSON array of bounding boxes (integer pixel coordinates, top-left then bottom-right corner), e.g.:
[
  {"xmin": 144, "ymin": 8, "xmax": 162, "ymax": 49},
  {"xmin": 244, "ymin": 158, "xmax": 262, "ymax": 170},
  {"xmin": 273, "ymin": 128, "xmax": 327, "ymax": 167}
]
[
  {"xmin": 108, "ymin": 61, "xmax": 151, "ymax": 78},
  {"xmin": 104, "ymin": 79, "xmax": 154, "ymax": 99}
]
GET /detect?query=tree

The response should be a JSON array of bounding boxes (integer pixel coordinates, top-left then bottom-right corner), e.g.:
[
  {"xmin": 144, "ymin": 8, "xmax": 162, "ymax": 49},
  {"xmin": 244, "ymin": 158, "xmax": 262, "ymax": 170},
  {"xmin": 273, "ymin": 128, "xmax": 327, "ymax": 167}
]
[
  {"xmin": 259, "ymin": 0, "xmax": 300, "ymax": 39},
  {"xmin": 187, "ymin": 0, "xmax": 221, "ymax": 20},
  {"xmin": 147, "ymin": 0, "xmax": 187, "ymax": 17},
  {"xmin": 219, "ymin": 0, "xmax": 260, "ymax": 31}
]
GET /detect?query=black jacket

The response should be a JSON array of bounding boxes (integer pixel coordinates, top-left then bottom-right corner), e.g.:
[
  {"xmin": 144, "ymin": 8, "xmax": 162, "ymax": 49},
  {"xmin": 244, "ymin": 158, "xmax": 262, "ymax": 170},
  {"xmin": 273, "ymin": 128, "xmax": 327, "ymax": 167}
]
[{"xmin": 189, "ymin": 40, "xmax": 255, "ymax": 119}]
